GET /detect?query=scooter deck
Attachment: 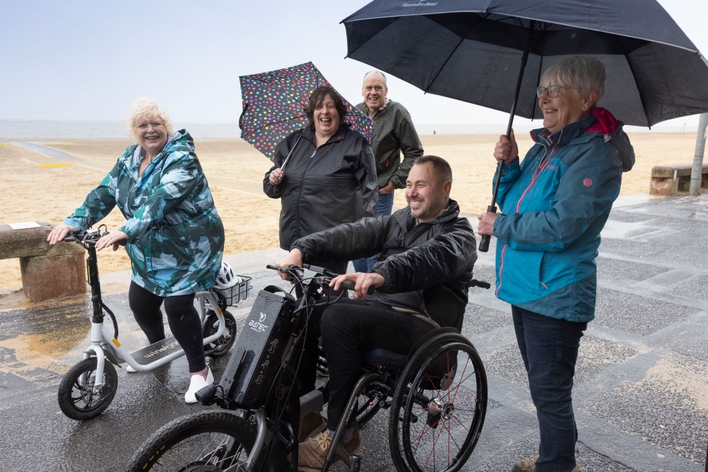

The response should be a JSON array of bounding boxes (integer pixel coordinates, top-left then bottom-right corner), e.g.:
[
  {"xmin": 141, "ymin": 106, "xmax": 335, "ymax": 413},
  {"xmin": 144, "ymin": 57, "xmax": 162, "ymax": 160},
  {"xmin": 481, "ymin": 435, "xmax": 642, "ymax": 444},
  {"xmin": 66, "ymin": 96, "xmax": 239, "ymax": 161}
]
[{"xmin": 130, "ymin": 336, "xmax": 182, "ymax": 364}]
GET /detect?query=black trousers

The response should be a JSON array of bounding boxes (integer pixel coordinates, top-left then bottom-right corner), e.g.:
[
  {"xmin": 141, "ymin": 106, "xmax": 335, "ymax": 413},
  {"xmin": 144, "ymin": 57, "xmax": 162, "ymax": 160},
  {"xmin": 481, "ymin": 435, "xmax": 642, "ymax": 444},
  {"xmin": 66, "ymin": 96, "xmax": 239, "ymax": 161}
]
[
  {"xmin": 128, "ymin": 282, "xmax": 206, "ymax": 373},
  {"xmin": 299, "ymin": 297, "xmax": 435, "ymax": 431}
]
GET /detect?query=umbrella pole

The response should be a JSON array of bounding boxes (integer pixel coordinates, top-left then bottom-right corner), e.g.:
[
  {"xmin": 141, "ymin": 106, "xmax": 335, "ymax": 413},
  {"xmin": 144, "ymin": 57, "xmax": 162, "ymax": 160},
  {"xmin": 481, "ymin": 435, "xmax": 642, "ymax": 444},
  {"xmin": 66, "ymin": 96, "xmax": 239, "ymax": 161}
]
[
  {"xmin": 280, "ymin": 129, "xmax": 305, "ymax": 172},
  {"xmin": 479, "ymin": 21, "xmax": 534, "ymax": 252}
]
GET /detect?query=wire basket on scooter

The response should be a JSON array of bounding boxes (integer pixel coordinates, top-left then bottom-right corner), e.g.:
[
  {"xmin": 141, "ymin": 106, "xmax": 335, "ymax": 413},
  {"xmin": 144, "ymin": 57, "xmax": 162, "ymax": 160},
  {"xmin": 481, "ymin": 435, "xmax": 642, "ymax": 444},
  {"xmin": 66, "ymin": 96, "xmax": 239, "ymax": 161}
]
[{"xmin": 218, "ymin": 275, "xmax": 252, "ymax": 306}]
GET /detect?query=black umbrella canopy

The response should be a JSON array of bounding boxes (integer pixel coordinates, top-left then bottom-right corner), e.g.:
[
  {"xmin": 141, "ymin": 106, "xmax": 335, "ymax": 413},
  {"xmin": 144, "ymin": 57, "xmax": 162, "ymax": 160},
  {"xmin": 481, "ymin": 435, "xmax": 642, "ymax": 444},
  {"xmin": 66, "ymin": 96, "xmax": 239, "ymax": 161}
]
[{"xmin": 343, "ymin": 0, "xmax": 708, "ymax": 127}]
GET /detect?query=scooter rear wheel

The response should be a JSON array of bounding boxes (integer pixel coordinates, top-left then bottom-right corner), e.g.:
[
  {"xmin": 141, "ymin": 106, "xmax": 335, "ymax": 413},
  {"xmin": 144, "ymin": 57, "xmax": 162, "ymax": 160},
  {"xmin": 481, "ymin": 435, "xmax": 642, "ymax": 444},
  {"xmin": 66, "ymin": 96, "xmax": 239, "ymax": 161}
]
[
  {"xmin": 58, "ymin": 357, "xmax": 118, "ymax": 420},
  {"xmin": 202, "ymin": 310, "xmax": 237, "ymax": 357}
]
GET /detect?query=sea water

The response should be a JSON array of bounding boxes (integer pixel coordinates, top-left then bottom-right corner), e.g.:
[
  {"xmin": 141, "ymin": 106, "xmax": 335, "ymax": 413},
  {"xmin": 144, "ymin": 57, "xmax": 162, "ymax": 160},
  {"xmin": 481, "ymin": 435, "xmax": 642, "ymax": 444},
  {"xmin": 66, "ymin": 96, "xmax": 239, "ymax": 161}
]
[
  {"xmin": 0, "ymin": 120, "xmax": 241, "ymax": 139},
  {"xmin": 0, "ymin": 119, "xmax": 693, "ymax": 140}
]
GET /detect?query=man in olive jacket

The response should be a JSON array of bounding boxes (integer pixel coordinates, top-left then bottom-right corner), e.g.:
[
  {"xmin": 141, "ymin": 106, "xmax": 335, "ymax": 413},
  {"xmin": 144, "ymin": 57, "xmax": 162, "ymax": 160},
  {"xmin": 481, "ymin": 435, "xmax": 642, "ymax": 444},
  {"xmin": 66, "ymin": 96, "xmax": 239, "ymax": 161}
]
[
  {"xmin": 353, "ymin": 70, "xmax": 424, "ymax": 272},
  {"xmin": 275, "ymin": 155, "xmax": 476, "ymax": 471}
]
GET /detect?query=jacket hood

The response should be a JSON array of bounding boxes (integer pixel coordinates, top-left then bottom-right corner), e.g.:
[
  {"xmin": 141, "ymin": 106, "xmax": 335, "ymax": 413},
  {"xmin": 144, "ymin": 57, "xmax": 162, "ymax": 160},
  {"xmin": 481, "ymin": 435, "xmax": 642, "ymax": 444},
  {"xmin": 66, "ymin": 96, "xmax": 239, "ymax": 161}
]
[
  {"xmin": 119, "ymin": 129, "xmax": 194, "ymax": 171},
  {"xmin": 532, "ymin": 109, "xmax": 635, "ymax": 172},
  {"xmin": 585, "ymin": 107, "xmax": 618, "ymax": 135}
]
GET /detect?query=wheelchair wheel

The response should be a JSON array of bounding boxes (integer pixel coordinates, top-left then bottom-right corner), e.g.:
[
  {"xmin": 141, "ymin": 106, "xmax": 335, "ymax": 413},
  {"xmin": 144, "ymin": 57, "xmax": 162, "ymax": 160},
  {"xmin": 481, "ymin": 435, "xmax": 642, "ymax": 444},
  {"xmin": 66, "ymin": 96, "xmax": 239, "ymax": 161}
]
[
  {"xmin": 389, "ymin": 332, "xmax": 487, "ymax": 472},
  {"xmin": 126, "ymin": 410, "xmax": 255, "ymax": 471}
]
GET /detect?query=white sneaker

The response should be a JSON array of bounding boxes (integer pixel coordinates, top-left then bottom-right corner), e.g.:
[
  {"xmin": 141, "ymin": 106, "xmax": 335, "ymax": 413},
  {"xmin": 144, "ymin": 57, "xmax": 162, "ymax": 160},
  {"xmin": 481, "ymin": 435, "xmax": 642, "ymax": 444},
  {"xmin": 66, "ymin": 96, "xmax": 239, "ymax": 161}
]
[
  {"xmin": 126, "ymin": 364, "xmax": 138, "ymax": 373},
  {"xmin": 184, "ymin": 366, "xmax": 214, "ymax": 404}
]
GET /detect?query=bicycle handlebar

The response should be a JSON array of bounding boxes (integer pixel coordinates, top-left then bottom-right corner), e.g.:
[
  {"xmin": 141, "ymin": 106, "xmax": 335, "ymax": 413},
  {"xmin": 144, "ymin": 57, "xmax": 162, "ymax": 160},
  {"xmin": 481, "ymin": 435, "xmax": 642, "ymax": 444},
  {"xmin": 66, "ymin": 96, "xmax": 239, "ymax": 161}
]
[
  {"xmin": 65, "ymin": 227, "xmax": 127, "ymax": 248},
  {"xmin": 266, "ymin": 264, "xmax": 375, "ymax": 295}
]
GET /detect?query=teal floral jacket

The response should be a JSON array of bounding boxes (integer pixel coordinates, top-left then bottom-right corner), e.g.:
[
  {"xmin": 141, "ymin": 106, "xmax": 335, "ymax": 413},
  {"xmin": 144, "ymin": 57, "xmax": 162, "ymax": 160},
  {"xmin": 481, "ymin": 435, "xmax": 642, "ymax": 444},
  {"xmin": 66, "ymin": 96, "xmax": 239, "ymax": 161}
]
[{"xmin": 65, "ymin": 130, "xmax": 224, "ymax": 296}]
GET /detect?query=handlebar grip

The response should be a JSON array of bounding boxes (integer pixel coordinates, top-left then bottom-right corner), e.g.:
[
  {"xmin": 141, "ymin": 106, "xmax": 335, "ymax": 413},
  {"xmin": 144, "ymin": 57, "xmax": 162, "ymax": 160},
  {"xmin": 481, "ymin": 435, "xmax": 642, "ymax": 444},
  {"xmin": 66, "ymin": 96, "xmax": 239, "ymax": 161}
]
[
  {"xmin": 337, "ymin": 281, "xmax": 376, "ymax": 295},
  {"xmin": 339, "ymin": 281, "xmax": 356, "ymax": 292},
  {"xmin": 478, "ymin": 204, "xmax": 497, "ymax": 253}
]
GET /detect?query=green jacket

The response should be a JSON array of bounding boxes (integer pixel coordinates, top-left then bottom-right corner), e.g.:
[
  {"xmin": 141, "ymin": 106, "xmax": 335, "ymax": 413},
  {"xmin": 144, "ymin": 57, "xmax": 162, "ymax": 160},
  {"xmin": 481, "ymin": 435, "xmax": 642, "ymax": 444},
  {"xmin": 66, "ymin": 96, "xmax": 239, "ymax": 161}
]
[
  {"xmin": 355, "ymin": 100, "xmax": 423, "ymax": 188},
  {"xmin": 65, "ymin": 130, "xmax": 224, "ymax": 296}
]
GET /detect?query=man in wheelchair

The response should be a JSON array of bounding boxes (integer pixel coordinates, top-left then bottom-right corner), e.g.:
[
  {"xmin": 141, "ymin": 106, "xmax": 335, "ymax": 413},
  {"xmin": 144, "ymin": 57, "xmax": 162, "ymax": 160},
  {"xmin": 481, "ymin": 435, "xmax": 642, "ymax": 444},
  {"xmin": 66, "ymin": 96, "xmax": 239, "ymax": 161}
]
[{"xmin": 275, "ymin": 155, "xmax": 477, "ymax": 472}]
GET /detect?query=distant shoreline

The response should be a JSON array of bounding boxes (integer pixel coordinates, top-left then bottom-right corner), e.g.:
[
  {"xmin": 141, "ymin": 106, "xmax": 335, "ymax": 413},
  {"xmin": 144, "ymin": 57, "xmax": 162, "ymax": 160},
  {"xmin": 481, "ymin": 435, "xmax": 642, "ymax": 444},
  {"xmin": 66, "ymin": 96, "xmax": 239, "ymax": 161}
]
[{"xmin": 0, "ymin": 119, "xmax": 701, "ymax": 140}]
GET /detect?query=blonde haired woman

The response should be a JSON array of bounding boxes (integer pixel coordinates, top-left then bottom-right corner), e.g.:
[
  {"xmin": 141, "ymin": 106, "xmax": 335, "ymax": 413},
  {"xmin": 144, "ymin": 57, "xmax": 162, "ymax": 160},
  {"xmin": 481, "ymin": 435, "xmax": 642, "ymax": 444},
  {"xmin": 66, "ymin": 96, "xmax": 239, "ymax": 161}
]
[{"xmin": 48, "ymin": 97, "xmax": 225, "ymax": 403}]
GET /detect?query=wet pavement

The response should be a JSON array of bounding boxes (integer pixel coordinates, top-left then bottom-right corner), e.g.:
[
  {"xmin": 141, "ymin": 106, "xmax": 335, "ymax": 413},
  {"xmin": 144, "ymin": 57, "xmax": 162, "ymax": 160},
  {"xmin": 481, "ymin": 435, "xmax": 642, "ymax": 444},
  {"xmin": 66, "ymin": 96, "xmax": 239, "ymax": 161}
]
[{"xmin": 1, "ymin": 193, "xmax": 707, "ymax": 471}]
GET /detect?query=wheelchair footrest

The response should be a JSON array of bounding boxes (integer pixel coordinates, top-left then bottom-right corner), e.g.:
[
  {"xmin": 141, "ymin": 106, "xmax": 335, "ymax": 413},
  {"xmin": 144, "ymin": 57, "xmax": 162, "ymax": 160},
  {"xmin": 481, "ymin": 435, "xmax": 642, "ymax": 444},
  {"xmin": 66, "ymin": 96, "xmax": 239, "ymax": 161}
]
[{"xmin": 129, "ymin": 336, "xmax": 181, "ymax": 363}]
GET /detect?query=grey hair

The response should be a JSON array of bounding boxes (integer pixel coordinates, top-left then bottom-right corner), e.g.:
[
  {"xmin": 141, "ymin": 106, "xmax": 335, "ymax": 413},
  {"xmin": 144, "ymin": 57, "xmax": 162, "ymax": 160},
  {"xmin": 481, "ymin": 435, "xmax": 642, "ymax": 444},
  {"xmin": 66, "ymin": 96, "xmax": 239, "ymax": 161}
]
[
  {"xmin": 363, "ymin": 70, "xmax": 387, "ymax": 85},
  {"xmin": 540, "ymin": 56, "xmax": 606, "ymax": 103},
  {"xmin": 124, "ymin": 97, "xmax": 175, "ymax": 139}
]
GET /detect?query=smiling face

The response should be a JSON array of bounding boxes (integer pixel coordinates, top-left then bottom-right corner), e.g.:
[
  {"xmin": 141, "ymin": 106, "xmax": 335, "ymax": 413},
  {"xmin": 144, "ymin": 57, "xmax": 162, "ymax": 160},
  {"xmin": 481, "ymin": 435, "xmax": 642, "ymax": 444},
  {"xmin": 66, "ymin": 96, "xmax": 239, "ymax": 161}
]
[
  {"xmin": 362, "ymin": 72, "xmax": 388, "ymax": 115},
  {"xmin": 406, "ymin": 162, "xmax": 451, "ymax": 223},
  {"xmin": 538, "ymin": 83, "xmax": 596, "ymax": 134},
  {"xmin": 313, "ymin": 93, "xmax": 341, "ymax": 138},
  {"xmin": 134, "ymin": 115, "xmax": 168, "ymax": 158}
]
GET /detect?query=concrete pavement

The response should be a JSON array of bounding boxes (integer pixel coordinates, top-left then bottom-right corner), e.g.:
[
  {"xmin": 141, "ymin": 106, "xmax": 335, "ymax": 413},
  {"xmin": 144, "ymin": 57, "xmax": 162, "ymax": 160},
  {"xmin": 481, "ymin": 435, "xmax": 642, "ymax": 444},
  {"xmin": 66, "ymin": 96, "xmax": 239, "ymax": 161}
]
[{"xmin": 0, "ymin": 193, "xmax": 707, "ymax": 471}]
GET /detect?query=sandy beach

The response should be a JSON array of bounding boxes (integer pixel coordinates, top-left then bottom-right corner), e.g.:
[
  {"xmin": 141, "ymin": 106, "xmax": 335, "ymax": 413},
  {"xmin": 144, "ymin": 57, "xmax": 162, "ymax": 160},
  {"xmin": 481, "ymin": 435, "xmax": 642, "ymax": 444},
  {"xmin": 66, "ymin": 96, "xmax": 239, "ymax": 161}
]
[{"xmin": 0, "ymin": 131, "xmax": 700, "ymax": 291}]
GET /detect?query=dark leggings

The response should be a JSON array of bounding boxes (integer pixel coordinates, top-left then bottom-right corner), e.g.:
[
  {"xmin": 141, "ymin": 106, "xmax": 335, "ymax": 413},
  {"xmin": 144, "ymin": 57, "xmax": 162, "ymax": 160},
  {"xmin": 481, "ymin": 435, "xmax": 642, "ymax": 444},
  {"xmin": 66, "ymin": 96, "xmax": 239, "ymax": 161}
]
[{"xmin": 128, "ymin": 282, "xmax": 206, "ymax": 373}]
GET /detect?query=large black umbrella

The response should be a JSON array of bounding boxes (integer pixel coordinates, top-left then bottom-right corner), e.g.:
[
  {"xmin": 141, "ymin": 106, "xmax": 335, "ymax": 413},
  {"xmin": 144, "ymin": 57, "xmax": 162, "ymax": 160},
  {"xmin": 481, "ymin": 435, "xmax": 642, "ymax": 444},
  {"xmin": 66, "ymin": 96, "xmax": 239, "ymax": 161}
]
[{"xmin": 342, "ymin": 0, "xmax": 708, "ymax": 250}]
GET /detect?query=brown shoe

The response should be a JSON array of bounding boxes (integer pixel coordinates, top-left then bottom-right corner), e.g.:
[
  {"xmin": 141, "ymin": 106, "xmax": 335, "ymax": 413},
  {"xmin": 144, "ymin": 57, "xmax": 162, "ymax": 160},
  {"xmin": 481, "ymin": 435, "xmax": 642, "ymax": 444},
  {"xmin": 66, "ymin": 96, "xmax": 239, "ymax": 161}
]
[
  {"xmin": 512, "ymin": 455, "xmax": 579, "ymax": 472},
  {"xmin": 298, "ymin": 412, "xmax": 326, "ymax": 443},
  {"xmin": 512, "ymin": 454, "xmax": 539, "ymax": 472},
  {"xmin": 298, "ymin": 429, "xmax": 361, "ymax": 472}
]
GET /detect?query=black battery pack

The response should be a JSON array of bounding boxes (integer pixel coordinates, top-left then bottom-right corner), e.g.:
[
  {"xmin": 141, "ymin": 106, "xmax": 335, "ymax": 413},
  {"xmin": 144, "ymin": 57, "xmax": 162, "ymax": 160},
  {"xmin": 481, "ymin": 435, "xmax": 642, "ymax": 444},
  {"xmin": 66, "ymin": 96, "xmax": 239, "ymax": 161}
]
[{"xmin": 219, "ymin": 287, "xmax": 295, "ymax": 408}]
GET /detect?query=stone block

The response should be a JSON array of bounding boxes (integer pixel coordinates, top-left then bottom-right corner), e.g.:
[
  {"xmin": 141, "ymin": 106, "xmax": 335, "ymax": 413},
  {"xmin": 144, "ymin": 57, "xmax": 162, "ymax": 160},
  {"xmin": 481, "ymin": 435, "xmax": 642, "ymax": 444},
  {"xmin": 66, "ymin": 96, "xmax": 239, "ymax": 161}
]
[
  {"xmin": 1, "ymin": 223, "xmax": 87, "ymax": 303},
  {"xmin": 649, "ymin": 163, "xmax": 708, "ymax": 196}
]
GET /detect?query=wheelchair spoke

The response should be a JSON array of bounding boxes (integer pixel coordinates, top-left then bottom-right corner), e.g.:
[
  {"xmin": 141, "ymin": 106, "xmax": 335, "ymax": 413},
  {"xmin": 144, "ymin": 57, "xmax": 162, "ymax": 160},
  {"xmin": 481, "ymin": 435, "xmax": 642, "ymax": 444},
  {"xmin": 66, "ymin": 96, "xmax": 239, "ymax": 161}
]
[{"xmin": 389, "ymin": 336, "xmax": 488, "ymax": 472}]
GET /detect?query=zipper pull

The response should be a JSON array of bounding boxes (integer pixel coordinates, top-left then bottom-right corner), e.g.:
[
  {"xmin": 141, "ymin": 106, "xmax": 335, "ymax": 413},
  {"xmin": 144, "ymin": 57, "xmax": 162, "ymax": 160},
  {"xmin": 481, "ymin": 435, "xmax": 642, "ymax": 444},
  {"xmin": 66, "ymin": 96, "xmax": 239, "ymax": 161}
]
[{"xmin": 310, "ymin": 149, "xmax": 317, "ymax": 158}]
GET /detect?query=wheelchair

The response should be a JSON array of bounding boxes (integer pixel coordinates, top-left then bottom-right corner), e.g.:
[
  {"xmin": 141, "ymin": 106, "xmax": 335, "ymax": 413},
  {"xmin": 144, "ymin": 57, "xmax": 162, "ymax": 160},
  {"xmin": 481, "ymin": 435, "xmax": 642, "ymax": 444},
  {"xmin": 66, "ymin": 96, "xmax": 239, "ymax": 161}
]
[{"xmin": 127, "ymin": 265, "xmax": 488, "ymax": 472}]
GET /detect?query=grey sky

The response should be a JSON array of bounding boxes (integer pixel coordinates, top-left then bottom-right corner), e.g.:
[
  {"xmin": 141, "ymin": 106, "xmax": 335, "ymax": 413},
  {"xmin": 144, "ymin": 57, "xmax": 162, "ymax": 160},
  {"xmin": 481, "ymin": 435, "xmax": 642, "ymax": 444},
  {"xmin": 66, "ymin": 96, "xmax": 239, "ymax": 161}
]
[{"xmin": 1, "ymin": 0, "xmax": 706, "ymax": 131}]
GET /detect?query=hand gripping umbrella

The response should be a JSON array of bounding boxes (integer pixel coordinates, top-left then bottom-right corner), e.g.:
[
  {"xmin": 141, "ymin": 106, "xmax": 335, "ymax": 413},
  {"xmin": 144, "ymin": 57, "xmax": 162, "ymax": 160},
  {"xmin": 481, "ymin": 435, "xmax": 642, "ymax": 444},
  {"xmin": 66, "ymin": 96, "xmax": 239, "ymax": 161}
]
[
  {"xmin": 239, "ymin": 61, "xmax": 374, "ymax": 169},
  {"xmin": 342, "ymin": 0, "xmax": 708, "ymax": 251}
]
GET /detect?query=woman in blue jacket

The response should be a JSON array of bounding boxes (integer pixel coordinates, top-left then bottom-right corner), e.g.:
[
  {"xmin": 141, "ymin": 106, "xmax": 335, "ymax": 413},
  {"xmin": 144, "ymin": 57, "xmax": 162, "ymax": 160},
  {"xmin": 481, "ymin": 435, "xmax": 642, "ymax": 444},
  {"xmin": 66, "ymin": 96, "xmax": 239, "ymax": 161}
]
[{"xmin": 478, "ymin": 56, "xmax": 635, "ymax": 472}]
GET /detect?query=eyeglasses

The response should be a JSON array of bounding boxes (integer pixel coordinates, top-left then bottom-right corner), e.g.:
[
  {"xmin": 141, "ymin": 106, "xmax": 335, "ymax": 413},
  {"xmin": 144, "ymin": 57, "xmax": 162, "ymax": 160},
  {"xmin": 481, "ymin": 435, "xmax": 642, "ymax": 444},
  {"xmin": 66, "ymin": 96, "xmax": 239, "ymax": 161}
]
[{"xmin": 536, "ymin": 85, "xmax": 581, "ymax": 98}]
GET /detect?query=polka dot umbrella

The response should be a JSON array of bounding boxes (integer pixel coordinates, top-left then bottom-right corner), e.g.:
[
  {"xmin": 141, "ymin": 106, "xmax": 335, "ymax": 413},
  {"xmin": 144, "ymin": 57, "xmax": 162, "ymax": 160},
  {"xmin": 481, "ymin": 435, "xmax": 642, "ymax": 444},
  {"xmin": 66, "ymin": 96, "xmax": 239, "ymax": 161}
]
[{"xmin": 239, "ymin": 61, "xmax": 374, "ymax": 161}]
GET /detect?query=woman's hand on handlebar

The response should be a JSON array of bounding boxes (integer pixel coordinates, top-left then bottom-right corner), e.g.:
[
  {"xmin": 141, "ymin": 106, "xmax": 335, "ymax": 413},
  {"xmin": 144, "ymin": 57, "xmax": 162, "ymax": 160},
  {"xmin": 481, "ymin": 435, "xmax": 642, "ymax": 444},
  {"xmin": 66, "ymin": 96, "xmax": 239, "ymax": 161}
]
[
  {"xmin": 330, "ymin": 272, "xmax": 383, "ymax": 299},
  {"xmin": 275, "ymin": 248, "xmax": 303, "ymax": 282},
  {"xmin": 47, "ymin": 224, "xmax": 77, "ymax": 245},
  {"xmin": 95, "ymin": 231, "xmax": 128, "ymax": 251}
]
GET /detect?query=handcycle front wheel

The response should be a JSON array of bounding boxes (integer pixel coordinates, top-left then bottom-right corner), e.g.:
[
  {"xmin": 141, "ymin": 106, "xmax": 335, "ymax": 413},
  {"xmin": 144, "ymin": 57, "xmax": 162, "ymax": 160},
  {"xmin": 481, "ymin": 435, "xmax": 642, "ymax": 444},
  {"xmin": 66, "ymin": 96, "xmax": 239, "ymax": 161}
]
[
  {"xmin": 126, "ymin": 410, "xmax": 256, "ymax": 472},
  {"xmin": 58, "ymin": 357, "xmax": 118, "ymax": 421},
  {"xmin": 389, "ymin": 333, "xmax": 488, "ymax": 472},
  {"xmin": 202, "ymin": 310, "xmax": 237, "ymax": 357}
]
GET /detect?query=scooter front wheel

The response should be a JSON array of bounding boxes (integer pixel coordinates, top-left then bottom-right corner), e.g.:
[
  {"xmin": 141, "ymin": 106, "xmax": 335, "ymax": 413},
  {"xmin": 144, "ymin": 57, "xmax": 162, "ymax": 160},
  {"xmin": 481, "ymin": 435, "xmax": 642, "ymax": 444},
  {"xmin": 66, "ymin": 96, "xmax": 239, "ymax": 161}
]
[{"xmin": 58, "ymin": 357, "xmax": 118, "ymax": 420}]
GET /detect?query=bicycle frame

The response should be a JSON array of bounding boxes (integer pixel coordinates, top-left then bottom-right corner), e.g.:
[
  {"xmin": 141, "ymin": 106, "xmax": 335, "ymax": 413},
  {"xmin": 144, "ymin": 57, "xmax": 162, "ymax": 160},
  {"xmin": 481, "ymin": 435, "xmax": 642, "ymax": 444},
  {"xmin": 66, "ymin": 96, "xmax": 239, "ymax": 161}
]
[{"xmin": 196, "ymin": 265, "xmax": 342, "ymax": 470}]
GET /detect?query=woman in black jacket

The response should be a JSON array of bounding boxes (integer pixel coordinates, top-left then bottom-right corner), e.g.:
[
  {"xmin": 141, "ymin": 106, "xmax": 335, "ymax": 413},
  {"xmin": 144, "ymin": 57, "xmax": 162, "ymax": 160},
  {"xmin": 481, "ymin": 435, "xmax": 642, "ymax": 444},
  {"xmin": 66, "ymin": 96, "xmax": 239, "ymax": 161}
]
[{"xmin": 263, "ymin": 86, "xmax": 378, "ymax": 274}]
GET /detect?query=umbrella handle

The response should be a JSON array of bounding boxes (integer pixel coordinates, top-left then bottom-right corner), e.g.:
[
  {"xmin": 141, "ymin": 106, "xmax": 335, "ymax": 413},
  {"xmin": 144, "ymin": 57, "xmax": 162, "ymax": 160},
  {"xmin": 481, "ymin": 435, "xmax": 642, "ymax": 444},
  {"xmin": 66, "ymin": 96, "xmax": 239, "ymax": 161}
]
[{"xmin": 478, "ymin": 158, "xmax": 505, "ymax": 252}]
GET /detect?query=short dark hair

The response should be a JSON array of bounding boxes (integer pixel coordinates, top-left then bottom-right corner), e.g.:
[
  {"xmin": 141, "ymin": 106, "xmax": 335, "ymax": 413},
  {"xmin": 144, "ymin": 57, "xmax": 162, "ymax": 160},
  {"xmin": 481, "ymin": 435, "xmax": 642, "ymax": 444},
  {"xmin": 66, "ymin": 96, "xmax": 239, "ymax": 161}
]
[
  {"xmin": 414, "ymin": 155, "xmax": 453, "ymax": 183},
  {"xmin": 304, "ymin": 86, "xmax": 347, "ymax": 131}
]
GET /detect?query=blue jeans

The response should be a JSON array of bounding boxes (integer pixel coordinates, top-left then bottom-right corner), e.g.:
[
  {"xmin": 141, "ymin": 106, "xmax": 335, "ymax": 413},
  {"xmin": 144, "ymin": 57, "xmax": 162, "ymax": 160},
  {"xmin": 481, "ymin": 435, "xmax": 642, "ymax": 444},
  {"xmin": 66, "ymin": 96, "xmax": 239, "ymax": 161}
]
[
  {"xmin": 353, "ymin": 191, "xmax": 395, "ymax": 272},
  {"xmin": 512, "ymin": 306, "xmax": 586, "ymax": 472}
]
